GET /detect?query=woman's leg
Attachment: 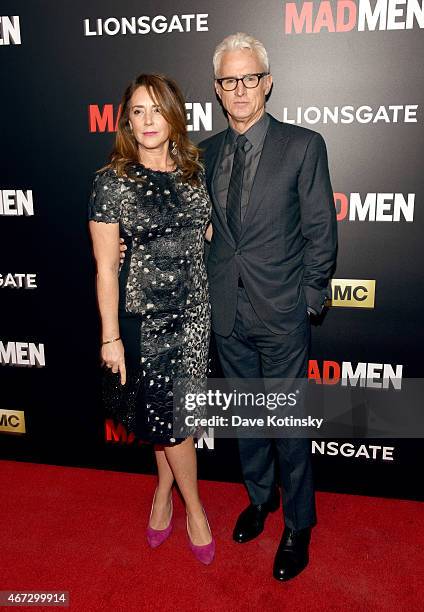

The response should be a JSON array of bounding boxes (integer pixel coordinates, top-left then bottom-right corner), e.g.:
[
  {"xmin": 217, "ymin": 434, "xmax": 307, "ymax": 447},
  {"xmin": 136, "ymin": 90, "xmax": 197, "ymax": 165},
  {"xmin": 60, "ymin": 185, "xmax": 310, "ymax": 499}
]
[
  {"xmin": 149, "ymin": 447, "xmax": 174, "ymax": 529},
  {"xmin": 164, "ymin": 437, "xmax": 212, "ymax": 545}
]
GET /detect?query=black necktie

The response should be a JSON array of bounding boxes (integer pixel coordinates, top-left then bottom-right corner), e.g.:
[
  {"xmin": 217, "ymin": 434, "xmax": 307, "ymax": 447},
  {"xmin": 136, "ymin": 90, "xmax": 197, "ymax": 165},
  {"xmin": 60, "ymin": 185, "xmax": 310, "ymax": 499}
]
[{"xmin": 226, "ymin": 134, "xmax": 248, "ymax": 244}]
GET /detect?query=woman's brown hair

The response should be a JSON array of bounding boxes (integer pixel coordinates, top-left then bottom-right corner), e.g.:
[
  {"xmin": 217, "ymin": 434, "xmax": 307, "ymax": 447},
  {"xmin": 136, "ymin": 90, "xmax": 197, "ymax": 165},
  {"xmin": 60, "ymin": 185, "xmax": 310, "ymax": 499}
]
[{"xmin": 106, "ymin": 73, "xmax": 203, "ymax": 184}]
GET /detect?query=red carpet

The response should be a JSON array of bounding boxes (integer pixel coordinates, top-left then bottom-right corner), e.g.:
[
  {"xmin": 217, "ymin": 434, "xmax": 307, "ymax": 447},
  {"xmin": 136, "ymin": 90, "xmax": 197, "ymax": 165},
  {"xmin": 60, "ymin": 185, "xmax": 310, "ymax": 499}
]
[{"xmin": 0, "ymin": 460, "xmax": 423, "ymax": 611}]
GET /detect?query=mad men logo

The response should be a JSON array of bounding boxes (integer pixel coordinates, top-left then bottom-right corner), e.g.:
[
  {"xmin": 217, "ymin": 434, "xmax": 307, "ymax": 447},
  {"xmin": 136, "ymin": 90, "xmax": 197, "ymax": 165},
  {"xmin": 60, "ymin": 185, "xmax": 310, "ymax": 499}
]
[
  {"xmin": 84, "ymin": 13, "xmax": 208, "ymax": 36},
  {"xmin": 105, "ymin": 419, "xmax": 214, "ymax": 450},
  {"xmin": 105, "ymin": 420, "xmax": 142, "ymax": 445},
  {"xmin": 335, "ymin": 193, "xmax": 415, "ymax": 222},
  {"xmin": 0, "ymin": 190, "xmax": 34, "ymax": 216},
  {"xmin": 0, "ymin": 16, "xmax": 21, "ymax": 45},
  {"xmin": 89, "ymin": 103, "xmax": 213, "ymax": 133},
  {"xmin": 312, "ymin": 441, "xmax": 395, "ymax": 460},
  {"xmin": 195, "ymin": 428, "xmax": 214, "ymax": 450},
  {"xmin": 330, "ymin": 279, "xmax": 376, "ymax": 308},
  {"xmin": 0, "ymin": 410, "xmax": 26, "ymax": 434},
  {"xmin": 285, "ymin": 0, "xmax": 424, "ymax": 33},
  {"xmin": 0, "ymin": 341, "xmax": 45, "ymax": 367},
  {"xmin": 282, "ymin": 104, "xmax": 418, "ymax": 124},
  {"xmin": 308, "ymin": 360, "xmax": 403, "ymax": 388},
  {"xmin": 0, "ymin": 273, "xmax": 37, "ymax": 289}
]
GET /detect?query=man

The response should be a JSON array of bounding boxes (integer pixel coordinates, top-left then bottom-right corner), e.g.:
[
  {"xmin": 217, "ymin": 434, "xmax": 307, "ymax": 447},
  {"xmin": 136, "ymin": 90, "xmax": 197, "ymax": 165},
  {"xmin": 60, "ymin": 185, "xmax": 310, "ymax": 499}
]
[{"xmin": 199, "ymin": 33, "xmax": 337, "ymax": 581}]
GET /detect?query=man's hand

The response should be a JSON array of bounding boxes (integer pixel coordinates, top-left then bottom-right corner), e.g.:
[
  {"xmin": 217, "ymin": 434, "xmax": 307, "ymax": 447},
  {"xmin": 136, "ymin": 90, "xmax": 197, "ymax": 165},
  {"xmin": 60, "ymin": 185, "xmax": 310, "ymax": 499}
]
[
  {"xmin": 205, "ymin": 223, "xmax": 213, "ymax": 243},
  {"xmin": 119, "ymin": 237, "xmax": 127, "ymax": 265}
]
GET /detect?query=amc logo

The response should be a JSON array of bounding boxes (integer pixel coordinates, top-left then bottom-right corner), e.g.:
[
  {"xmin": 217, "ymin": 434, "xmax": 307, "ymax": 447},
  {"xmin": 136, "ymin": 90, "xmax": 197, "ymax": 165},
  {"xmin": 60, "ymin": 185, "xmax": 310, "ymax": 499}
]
[
  {"xmin": 0, "ymin": 410, "xmax": 26, "ymax": 433},
  {"xmin": 329, "ymin": 279, "xmax": 376, "ymax": 308}
]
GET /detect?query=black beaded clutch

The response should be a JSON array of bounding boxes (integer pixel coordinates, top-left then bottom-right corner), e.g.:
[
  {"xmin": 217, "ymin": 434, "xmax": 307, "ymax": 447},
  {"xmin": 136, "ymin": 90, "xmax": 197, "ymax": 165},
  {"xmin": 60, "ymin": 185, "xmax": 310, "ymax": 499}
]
[{"xmin": 101, "ymin": 367, "xmax": 143, "ymax": 432}]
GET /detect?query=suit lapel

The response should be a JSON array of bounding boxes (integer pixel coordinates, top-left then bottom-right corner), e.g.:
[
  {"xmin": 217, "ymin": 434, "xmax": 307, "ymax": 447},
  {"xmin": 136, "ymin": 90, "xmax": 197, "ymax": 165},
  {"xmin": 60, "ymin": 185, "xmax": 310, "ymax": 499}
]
[
  {"xmin": 241, "ymin": 118, "xmax": 290, "ymax": 236},
  {"xmin": 205, "ymin": 132, "xmax": 235, "ymax": 246}
]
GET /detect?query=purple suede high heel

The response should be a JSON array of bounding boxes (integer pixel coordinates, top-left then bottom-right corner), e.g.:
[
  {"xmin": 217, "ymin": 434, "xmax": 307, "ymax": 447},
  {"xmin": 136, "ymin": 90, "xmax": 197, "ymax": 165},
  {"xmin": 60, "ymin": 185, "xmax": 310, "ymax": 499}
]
[
  {"xmin": 186, "ymin": 509, "xmax": 215, "ymax": 565},
  {"xmin": 146, "ymin": 490, "xmax": 173, "ymax": 548}
]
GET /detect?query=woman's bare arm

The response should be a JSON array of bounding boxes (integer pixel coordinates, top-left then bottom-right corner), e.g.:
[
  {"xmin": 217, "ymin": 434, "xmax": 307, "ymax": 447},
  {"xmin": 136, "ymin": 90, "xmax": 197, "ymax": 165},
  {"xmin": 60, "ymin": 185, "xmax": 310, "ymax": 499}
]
[{"xmin": 89, "ymin": 220, "xmax": 126, "ymax": 384}]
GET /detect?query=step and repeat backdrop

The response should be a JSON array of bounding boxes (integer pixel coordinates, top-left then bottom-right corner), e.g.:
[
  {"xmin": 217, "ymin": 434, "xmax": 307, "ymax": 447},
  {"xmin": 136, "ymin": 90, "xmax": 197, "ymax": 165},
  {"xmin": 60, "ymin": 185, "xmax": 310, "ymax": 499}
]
[{"xmin": 1, "ymin": 1, "xmax": 423, "ymax": 499}]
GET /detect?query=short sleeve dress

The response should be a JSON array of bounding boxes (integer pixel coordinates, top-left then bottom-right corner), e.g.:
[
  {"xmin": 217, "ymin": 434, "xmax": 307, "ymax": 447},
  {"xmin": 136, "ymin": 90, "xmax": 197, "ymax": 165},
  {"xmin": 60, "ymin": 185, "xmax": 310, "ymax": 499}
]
[{"xmin": 88, "ymin": 163, "xmax": 211, "ymax": 444}]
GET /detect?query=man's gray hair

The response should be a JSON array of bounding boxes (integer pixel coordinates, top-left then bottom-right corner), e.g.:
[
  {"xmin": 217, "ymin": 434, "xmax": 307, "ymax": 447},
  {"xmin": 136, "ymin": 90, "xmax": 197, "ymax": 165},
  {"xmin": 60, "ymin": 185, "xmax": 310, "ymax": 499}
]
[{"xmin": 213, "ymin": 32, "xmax": 270, "ymax": 77}]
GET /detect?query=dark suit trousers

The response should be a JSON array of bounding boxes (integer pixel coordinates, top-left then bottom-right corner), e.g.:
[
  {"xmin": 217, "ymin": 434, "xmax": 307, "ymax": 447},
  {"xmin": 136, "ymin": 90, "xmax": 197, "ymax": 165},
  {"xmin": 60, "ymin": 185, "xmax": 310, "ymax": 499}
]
[{"xmin": 214, "ymin": 287, "xmax": 316, "ymax": 531}]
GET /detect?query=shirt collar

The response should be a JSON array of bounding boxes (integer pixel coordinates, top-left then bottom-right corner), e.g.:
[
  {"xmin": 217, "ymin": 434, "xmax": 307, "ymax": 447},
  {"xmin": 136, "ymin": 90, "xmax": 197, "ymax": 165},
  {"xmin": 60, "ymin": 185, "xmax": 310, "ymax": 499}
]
[{"xmin": 227, "ymin": 112, "xmax": 270, "ymax": 152}]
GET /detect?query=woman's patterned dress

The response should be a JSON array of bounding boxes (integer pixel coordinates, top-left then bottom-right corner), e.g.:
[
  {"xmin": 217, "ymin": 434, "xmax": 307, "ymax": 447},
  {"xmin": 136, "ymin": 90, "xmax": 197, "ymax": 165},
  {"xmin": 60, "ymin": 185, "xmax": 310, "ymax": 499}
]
[{"xmin": 89, "ymin": 163, "xmax": 211, "ymax": 444}]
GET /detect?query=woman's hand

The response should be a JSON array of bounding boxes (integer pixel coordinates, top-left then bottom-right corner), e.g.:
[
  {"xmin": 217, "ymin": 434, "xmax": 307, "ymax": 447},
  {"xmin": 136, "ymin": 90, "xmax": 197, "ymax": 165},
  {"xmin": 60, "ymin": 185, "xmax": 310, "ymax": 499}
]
[{"xmin": 101, "ymin": 339, "xmax": 126, "ymax": 385}]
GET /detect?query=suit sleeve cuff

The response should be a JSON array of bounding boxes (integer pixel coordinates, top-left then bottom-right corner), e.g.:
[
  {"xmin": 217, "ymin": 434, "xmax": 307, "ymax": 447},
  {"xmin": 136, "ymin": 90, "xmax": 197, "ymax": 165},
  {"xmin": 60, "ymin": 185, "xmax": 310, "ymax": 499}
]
[{"xmin": 303, "ymin": 285, "xmax": 328, "ymax": 314}]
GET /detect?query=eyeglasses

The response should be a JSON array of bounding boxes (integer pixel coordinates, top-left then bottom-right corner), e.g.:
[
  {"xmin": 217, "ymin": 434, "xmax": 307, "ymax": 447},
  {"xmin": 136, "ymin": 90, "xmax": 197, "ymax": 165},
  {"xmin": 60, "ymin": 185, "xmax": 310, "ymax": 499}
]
[{"xmin": 215, "ymin": 72, "xmax": 270, "ymax": 91}]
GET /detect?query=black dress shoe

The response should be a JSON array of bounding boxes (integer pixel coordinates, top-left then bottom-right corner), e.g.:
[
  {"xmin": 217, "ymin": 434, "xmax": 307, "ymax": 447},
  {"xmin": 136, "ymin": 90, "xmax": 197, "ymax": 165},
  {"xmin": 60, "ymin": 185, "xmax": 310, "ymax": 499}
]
[
  {"xmin": 233, "ymin": 490, "xmax": 280, "ymax": 543},
  {"xmin": 273, "ymin": 526, "xmax": 311, "ymax": 581}
]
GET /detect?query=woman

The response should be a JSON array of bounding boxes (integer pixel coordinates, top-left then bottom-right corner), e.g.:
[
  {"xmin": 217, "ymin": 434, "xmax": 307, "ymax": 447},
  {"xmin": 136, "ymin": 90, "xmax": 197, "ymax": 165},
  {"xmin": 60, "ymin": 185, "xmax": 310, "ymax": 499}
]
[{"xmin": 88, "ymin": 73, "xmax": 214, "ymax": 564}]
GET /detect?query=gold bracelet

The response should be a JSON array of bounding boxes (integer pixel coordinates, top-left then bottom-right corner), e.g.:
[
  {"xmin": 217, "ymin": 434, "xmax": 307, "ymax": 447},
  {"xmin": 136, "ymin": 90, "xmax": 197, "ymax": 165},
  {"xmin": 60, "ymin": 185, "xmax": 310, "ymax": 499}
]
[{"xmin": 102, "ymin": 336, "xmax": 121, "ymax": 345}]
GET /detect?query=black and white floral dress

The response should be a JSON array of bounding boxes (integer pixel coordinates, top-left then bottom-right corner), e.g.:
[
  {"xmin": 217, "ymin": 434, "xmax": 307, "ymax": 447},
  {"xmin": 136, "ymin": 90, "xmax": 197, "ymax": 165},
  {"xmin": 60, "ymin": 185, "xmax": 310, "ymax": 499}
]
[{"xmin": 89, "ymin": 163, "xmax": 211, "ymax": 444}]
